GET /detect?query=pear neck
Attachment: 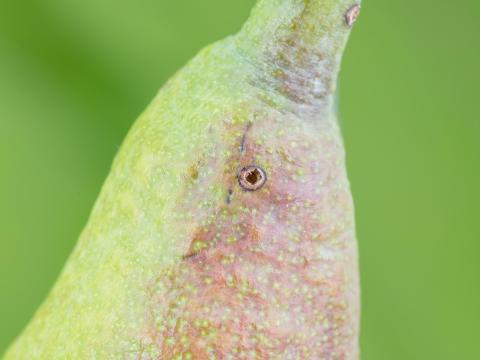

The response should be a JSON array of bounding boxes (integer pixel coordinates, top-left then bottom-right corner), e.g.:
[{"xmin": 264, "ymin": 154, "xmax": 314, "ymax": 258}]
[{"xmin": 235, "ymin": 0, "xmax": 359, "ymax": 112}]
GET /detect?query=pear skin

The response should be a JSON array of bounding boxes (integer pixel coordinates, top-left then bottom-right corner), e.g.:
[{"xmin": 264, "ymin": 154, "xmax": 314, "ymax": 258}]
[{"xmin": 4, "ymin": 0, "xmax": 361, "ymax": 359}]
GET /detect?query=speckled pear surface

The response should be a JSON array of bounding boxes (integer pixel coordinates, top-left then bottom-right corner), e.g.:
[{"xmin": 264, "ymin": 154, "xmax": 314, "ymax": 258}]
[{"xmin": 4, "ymin": 0, "xmax": 361, "ymax": 359}]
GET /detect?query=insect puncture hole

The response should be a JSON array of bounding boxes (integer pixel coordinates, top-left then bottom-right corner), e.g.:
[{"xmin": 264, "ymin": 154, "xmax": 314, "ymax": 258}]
[{"xmin": 238, "ymin": 166, "xmax": 267, "ymax": 191}]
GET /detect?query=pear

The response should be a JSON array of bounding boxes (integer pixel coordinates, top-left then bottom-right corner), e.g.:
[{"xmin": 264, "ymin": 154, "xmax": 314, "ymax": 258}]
[{"xmin": 4, "ymin": 0, "xmax": 361, "ymax": 359}]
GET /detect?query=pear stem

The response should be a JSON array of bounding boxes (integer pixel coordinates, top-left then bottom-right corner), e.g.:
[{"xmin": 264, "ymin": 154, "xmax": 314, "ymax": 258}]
[{"xmin": 236, "ymin": 0, "xmax": 360, "ymax": 110}]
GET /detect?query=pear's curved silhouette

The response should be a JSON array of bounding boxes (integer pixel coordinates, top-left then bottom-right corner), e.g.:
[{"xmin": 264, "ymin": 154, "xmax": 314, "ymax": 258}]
[{"xmin": 5, "ymin": 0, "xmax": 361, "ymax": 358}]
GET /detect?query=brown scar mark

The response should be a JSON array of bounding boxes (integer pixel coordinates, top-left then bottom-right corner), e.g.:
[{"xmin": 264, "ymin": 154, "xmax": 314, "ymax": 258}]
[
  {"xmin": 277, "ymin": 147, "xmax": 298, "ymax": 165},
  {"xmin": 345, "ymin": 4, "xmax": 361, "ymax": 27},
  {"xmin": 225, "ymin": 189, "xmax": 233, "ymax": 204},
  {"xmin": 240, "ymin": 122, "xmax": 253, "ymax": 154},
  {"xmin": 182, "ymin": 252, "xmax": 199, "ymax": 261},
  {"xmin": 182, "ymin": 228, "xmax": 208, "ymax": 261}
]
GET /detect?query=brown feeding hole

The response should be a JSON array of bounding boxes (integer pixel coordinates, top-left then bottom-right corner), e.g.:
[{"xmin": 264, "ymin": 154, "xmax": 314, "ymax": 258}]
[
  {"xmin": 345, "ymin": 4, "xmax": 361, "ymax": 27},
  {"xmin": 238, "ymin": 165, "xmax": 267, "ymax": 191}
]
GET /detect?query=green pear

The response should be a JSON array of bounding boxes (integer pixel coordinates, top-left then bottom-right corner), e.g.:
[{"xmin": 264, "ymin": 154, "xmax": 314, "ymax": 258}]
[{"xmin": 4, "ymin": 0, "xmax": 361, "ymax": 358}]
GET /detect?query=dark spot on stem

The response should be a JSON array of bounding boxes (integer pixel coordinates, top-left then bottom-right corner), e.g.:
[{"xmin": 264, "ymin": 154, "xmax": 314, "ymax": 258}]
[{"xmin": 345, "ymin": 4, "xmax": 361, "ymax": 27}]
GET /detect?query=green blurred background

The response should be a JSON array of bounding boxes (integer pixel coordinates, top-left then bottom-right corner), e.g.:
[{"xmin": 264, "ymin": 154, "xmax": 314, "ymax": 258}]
[{"xmin": 1, "ymin": 0, "xmax": 479, "ymax": 358}]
